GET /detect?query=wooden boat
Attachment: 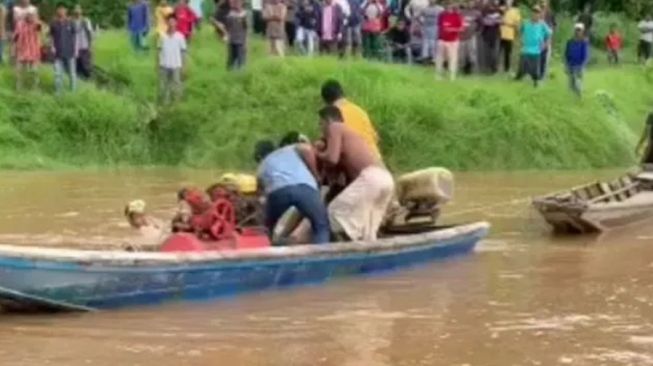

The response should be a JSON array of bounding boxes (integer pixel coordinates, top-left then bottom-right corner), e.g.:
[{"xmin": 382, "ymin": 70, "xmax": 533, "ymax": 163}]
[
  {"xmin": 532, "ymin": 172, "xmax": 653, "ymax": 234},
  {"xmin": 0, "ymin": 222, "xmax": 489, "ymax": 312}
]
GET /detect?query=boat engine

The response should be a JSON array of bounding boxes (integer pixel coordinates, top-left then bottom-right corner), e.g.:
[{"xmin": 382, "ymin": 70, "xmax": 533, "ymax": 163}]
[{"xmin": 160, "ymin": 186, "xmax": 270, "ymax": 252}]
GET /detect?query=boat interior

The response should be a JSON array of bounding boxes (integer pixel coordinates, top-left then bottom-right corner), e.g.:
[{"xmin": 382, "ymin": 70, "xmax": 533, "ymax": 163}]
[{"xmin": 547, "ymin": 174, "xmax": 641, "ymax": 204}]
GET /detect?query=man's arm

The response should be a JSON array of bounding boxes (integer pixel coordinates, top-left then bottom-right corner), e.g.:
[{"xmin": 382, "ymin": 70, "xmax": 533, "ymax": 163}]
[
  {"xmin": 296, "ymin": 143, "xmax": 321, "ymax": 182},
  {"xmin": 316, "ymin": 124, "xmax": 343, "ymax": 166}
]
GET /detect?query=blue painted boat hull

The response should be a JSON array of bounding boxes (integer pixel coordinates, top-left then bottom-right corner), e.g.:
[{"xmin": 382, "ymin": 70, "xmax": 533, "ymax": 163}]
[{"xmin": 0, "ymin": 222, "xmax": 489, "ymax": 311}]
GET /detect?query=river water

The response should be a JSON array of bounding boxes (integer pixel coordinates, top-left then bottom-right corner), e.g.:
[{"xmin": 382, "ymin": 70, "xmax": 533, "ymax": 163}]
[{"xmin": 2, "ymin": 169, "xmax": 653, "ymax": 366}]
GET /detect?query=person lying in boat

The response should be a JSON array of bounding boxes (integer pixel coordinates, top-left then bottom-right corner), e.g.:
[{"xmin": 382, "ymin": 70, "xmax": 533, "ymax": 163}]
[
  {"xmin": 254, "ymin": 137, "xmax": 331, "ymax": 245},
  {"xmin": 315, "ymin": 106, "xmax": 395, "ymax": 242},
  {"xmin": 636, "ymin": 111, "xmax": 653, "ymax": 167}
]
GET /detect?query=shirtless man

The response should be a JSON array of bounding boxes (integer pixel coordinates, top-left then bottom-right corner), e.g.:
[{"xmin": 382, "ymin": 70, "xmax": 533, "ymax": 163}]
[{"xmin": 316, "ymin": 106, "xmax": 394, "ymax": 241}]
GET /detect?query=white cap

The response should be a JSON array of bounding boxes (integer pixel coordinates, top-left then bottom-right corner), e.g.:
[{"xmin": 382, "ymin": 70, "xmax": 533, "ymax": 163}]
[{"xmin": 574, "ymin": 23, "xmax": 585, "ymax": 31}]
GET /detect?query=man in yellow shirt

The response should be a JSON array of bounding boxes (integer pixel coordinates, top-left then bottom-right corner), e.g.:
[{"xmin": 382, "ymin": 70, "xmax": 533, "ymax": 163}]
[
  {"xmin": 320, "ymin": 80, "xmax": 381, "ymax": 158},
  {"xmin": 499, "ymin": 0, "xmax": 521, "ymax": 73}
]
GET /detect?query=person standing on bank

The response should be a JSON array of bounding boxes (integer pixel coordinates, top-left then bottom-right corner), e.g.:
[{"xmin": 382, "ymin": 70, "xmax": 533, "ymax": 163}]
[
  {"xmin": 636, "ymin": 111, "xmax": 653, "ymax": 167},
  {"xmin": 158, "ymin": 15, "xmax": 187, "ymax": 105},
  {"xmin": 435, "ymin": 2, "xmax": 463, "ymax": 81},
  {"xmin": 251, "ymin": 0, "xmax": 265, "ymax": 35},
  {"xmin": 295, "ymin": 0, "xmax": 320, "ymax": 56},
  {"xmin": 638, "ymin": 14, "xmax": 653, "ymax": 64},
  {"xmin": 72, "ymin": 5, "xmax": 93, "ymax": 79},
  {"xmin": 50, "ymin": 3, "xmax": 77, "ymax": 94},
  {"xmin": 499, "ymin": 0, "xmax": 520, "ymax": 73},
  {"xmin": 318, "ymin": 0, "xmax": 344, "ymax": 54},
  {"xmin": 223, "ymin": 0, "xmax": 248, "ymax": 70},
  {"xmin": 515, "ymin": 6, "xmax": 550, "ymax": 87},
  {"xmin": 564, "ymin": 23, "xmax": 589, "ymax": 98},
  {"xmin": 127, "ymin": 0, "xmax": 150, "ymax": 52},
  {"xmin": 605, "ymin": 23, "xmax": 622, "ymax": 65},
  {"xmin": 539, "ymin": 0, "xmax": 555, "ymax": 80},
  {"xmin": 0, "ymin": 3, "xmax": 6, "ymax": 65},
  {"xmin": 13, "ymin": 11, "xmax": 40, "ymax": 90},
  {"xmin": 155, "ymin": 0, "xmax": 175, "ymax": 39},
  {"xmin": 263, "ymin": 0, "xmax": 287, "ymax": 56}
]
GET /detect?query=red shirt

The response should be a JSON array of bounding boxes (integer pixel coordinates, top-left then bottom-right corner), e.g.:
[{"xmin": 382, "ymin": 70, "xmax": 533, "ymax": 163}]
[
  {"xmin": 175, "ymin": 5, "xmax": 198, "ymax": 39},
  {"xmin": 438, "ymin": 11, "xmax": 463, "ymax": 42},
  {"xmin": 606, "ymin": 33, "xmax": 622, "ymax": 50}
]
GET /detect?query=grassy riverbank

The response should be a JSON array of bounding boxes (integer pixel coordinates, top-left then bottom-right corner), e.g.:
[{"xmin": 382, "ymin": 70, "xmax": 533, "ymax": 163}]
[{"xmin": 0, "ymin": 28, "xmax": 650, "ymax": 170}]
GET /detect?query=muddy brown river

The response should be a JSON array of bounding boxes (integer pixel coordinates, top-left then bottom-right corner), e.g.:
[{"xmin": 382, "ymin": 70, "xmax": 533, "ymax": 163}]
[{"xmin": 1, "ymin": 169, "xmax": 653, "ymax": 366}]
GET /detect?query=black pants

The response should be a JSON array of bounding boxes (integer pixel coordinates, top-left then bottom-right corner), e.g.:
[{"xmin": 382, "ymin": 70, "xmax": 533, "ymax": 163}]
[
  {"xmin": 76, "ymin": 49, "xmax": 92, "ymax": 79},
  {"xmin": 252, "ymin": 10, "xmax": 265, "ymax": 35},
  {"xmin": 539, "ymin": 48, "xmax": 549, "ymax": 80},
  {"xmin": 515, "ymin": 54, "xmax": 540, "ymax": 86},
  {"xmin": 500, "ymin": 39, "xmax": 513, "ymax": 72},
  {"xmin": 607, "ymin": 49, "xmax": 620, "ymax": 65},
  {"xmin": 227, "ymin": 43, "xmax": 246, "ymax": 70},
  {"xmin": 480, "ymin": 37, "xmax": 499, "ymax": 74},
  {"xmin": 285, "ymin": 21, "xmax": 296, "ymax": 47},
  {"xmin": 638, "ymin": 40, "xmax": 652, "ymax": 62}
]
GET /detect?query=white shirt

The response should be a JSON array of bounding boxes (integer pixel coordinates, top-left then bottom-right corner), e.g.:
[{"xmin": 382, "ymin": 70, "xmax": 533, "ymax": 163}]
[
  {"xmin": 159, "ymin": 31, "xmax": 187, "ymax": 69},
  {"xmin": 13, "ymin": 4, "xmax": 38, "ymax": 22},
  {"xmin": 335, "ymin": 0, "xmax": 351, "ymax": 18},
  {"xmin": 640, "ymin": 20, "xmax": 653, "ymax": 43},
  {"xmin": 251, "ymin": 0, "xmax": 263, "ymax": 11},
  {"xmin": 404, "ymin": 0, "xmax": 428, "ymax": 19}
]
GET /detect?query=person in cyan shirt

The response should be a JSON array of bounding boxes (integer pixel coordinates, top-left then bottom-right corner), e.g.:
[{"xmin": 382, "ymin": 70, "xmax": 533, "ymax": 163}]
[{"xmin": 515, "ymin": 6, "xmax": 550, "ymax": 87}]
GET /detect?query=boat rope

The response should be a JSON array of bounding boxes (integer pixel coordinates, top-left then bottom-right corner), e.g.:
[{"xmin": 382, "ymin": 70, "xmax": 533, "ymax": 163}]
[{"xmin": 446, "ymin": 197, "xmax": 531, "ymax": 217}]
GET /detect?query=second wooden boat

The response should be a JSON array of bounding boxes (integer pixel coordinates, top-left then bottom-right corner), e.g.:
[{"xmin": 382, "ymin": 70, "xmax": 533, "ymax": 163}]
[{"xmin": 532, "ymin": 172, "xmax": 653, "ymax": 234}]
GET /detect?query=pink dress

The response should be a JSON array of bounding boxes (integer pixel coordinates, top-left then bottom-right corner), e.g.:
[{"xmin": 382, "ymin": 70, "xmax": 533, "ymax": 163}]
[{"xmin": 13, "ymin": 20, "xmax": 41, "ymax": 63}]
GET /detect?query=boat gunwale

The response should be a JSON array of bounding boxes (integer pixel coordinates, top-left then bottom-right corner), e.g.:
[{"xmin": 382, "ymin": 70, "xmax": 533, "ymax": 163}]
[{"xmin": 0, "ymin": 222, "xmax": 489, "ymax": 266}]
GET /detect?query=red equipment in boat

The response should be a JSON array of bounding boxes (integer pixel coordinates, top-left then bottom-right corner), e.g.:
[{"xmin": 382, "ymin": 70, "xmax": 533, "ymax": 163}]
[{"xmin": 161, "ymin": 189, "xmax": 270, "ymax": 252}]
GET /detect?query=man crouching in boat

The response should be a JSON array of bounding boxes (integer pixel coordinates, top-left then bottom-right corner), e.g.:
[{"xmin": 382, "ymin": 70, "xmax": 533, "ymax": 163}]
[
  {"xmin": 316, "ymin": 106, "xmax": 395, "ymax": 241},
  {"xmin": 255, "ymin": 137, "xmax": 331, "ymax": 244}
]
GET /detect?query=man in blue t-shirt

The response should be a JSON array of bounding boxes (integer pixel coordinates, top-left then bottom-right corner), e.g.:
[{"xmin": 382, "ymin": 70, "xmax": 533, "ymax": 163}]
[
  {"xmin": 255, "ymin": 136, "xmax": 330, "ymax": 245},
  {"xmin": 564, "ymin": 23, "xmax": 589, "ymax": 97},
  {"xmin": 515, "ymin": 6, "xmax": 551, "ymax": 87}
]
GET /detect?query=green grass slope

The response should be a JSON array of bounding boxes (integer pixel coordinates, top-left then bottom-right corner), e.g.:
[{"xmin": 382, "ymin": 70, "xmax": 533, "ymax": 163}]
[{"xmin": 0, "ymin": 28, "xmax": 650, "ymax": 171}]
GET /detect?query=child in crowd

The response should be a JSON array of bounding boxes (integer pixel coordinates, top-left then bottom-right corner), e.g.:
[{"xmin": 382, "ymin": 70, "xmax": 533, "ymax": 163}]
[
  {"xmin": 223, "ymin": 0, "xmax": 248, "ymax": 70},
  {"xmin": 605, "ymin": 23, "xmax": 622, "ymax": 65},
  {"xmin": 158, "ymin": 14, "xmax": 187, "ymax": 104},
  {"xmin": 13, "ymin": 11, "xmax": 41, "ymax": 90},
  {"xmin": 564, "ymin": 23, "xmax": 589, "ymax": 97},
  {"xmin": 263, "ymin": 0, "xmax": 287, "ymax": 56}
]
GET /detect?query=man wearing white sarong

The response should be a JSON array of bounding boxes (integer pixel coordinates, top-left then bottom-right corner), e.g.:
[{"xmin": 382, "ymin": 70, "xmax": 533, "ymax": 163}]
[{"xmin": 316, "ymin": 106, "xmax": 394, "ymax": 241}]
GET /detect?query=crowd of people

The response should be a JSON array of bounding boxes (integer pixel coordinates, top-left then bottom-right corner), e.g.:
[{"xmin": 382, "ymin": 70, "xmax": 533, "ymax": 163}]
[
  {"xmin": 0, "ymin": 0, "xmax": 652, "ymax": 99},
  {"xmin": 1, "ymin": 0, "xmax": 93, "ymax": 92}
]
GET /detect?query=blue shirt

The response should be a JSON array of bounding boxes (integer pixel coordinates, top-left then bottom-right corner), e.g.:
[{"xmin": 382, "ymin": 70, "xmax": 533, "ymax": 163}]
[
  {"xmin": 565, "ymin": 38, "xmax": 589, "ymax": 67},
  {"xmin": 258, "ymin": 146, "xmax": 318, "ymax": 195},
  {"xmin": 128, "ymin": 2, "xmax": 150, "ymax": 33},
  {"xmin": 520, "ymin": 20, "xmax": 551, "ymax": 55}
]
